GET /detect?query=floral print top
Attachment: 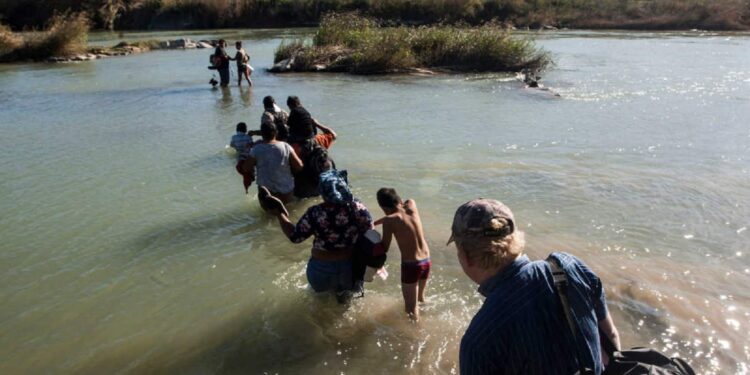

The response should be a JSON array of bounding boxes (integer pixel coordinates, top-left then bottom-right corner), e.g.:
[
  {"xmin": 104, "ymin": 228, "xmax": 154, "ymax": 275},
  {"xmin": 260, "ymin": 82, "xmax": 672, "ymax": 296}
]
[{"xmin": 289, "ymin": 200, "xmax": 373, "ymax": 252}]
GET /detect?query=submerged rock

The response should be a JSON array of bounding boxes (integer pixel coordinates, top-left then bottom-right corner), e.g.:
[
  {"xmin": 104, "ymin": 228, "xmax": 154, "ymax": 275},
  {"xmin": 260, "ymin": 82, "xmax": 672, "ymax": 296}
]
[{"xmin": 269, "ymin": 58, "xmax": 294, "ymax": 73}]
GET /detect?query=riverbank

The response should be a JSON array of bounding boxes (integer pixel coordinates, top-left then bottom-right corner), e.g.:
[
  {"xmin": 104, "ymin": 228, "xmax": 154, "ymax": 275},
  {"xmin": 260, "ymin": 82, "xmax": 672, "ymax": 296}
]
[
  {"xmin": 2, "ymin": 0, "xmax": 749, "ymax": 32},
  {"xmin": 270, "ymin": 13, "xmax": 551, "ymax": 75},
  {"xmin": 1, "ymin": 13, "xmax": 217, "ymax": 64},
  {"xmin": 0, "ymin": 13, "xmax": 89, "ymax": 63}
]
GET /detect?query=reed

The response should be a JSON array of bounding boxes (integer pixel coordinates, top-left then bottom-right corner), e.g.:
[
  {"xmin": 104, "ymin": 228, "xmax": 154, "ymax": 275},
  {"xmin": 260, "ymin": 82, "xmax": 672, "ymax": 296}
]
[
  {"xmin": 0, "ymin": 23, "xmax": 21, "ymax": 57},
  {"xmin": 274, "ymin": 12, "xmax": 551, "ymax": 74},
  {"xmin": 0, "ymin": 12, "xmax": 89, "ymax": 61}
]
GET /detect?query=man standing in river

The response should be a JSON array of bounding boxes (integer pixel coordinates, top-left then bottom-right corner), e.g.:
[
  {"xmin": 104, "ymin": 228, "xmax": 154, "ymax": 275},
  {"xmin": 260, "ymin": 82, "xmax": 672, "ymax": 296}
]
[
  {"xmin": 449, "ymin": 198, "xmax": 620, "ymax": 375},
  {"xmin": 214, "ymin": 39, "xmax": 230, "ymax": 87}
]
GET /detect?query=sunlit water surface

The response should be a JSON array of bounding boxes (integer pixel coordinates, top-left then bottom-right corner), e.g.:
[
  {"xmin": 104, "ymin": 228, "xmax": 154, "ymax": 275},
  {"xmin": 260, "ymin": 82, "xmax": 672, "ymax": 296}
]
[{"xmin": 1, "ymin": 29, "xmax": 749, "ymax": 374}]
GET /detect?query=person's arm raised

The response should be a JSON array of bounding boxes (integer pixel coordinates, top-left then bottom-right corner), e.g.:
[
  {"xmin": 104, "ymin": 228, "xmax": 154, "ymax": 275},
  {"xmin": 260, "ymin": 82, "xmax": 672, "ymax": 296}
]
[
  {"xmin": 276, "ymin": 211, "xmax": 295, "ymax": 238},
  {"xmin": 312, "ymin": 119, "xmax": 337, "ymax": 140}
]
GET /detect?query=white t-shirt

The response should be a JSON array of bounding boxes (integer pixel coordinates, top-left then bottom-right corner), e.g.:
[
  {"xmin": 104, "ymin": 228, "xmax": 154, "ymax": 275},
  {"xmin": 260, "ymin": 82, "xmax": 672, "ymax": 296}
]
[{"xmin": 249, "ymin": 141, "xmax": 295, "ymax": 194}]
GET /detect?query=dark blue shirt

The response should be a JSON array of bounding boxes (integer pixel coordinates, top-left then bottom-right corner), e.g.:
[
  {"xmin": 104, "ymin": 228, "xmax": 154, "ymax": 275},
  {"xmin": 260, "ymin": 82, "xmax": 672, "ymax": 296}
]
[{"xmin": 460, "ymin": 252, "xmax": 608, "ymax": 375}]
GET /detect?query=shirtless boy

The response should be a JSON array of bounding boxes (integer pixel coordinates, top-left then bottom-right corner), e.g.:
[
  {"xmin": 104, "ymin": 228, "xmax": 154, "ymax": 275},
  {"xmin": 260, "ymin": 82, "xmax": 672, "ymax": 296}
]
[{"xmin": 375, "ymin": 188, "xmax": 431, "ymax": 320}]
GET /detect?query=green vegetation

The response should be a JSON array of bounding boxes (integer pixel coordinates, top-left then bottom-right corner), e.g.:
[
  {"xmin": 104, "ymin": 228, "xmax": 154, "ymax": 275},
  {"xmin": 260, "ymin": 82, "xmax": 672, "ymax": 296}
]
[
  {"xmin": 1, "ymin": 0, "xmax": 748, "ymax": 31},
  {"xmin": 273, "ymin": 13, "xmax": 551, "ymax": 74},
  {"xmin": 0, "ymin": 12, "xmax": 89, "ymax": 62}
]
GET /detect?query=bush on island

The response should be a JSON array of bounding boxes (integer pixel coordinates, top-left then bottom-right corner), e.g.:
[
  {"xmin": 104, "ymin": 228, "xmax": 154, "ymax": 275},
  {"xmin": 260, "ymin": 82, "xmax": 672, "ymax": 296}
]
[{"xmin": 274, "ymin": 12, "xmax": 552, "ymax": 75}]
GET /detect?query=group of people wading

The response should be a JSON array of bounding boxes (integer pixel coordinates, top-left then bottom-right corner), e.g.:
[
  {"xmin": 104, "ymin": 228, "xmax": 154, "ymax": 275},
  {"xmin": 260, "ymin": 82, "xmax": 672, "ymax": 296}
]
[
  {"xmin": 230, "ymin": 94, "xmax": 432, "ymax": 317},
  {"xmin": 218, "ymin": 44, "xmax": 701, "ymax": 375}
]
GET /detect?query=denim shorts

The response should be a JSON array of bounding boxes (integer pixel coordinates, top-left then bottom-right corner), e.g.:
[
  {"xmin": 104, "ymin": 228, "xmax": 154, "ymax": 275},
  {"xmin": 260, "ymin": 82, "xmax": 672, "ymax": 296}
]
[{"xmin": 306, "ymin": 258, "xmax": 353, "ymax": 293}]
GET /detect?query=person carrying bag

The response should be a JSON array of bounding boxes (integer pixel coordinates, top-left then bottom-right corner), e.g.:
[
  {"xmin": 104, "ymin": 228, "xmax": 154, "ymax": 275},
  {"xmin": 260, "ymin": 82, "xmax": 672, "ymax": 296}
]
[{"xmin": 547, "ymin": 256, "xmax": 697, "ymax": 375}]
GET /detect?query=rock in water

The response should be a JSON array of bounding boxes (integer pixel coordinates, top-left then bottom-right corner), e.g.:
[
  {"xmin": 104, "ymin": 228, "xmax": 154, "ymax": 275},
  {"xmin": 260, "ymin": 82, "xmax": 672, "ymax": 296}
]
[
  {"xmin": 170, "ymin": 38, "xmax": 192, "ymax": 48},
  {"xmin": 269, "ymin": 58, "xmax": 294, "ymax": 73}
]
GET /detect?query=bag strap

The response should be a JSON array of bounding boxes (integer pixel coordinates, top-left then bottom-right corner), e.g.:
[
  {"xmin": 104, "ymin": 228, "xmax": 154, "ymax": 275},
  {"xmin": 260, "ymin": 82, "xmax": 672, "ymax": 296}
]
[{"xmin": 546, "ymin": 257, "xmax": 594, "ymax": 375}]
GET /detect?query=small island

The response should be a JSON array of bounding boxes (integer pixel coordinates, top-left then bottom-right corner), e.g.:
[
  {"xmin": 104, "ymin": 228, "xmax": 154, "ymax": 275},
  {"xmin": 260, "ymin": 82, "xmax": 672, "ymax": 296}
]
[{"xmin": 270, "ymin": 13, "xmax": 552, "ymax": 75}]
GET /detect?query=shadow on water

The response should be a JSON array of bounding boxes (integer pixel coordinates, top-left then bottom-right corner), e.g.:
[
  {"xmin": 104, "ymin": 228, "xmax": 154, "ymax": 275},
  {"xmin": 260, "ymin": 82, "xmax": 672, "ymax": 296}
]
[
  {"xmin": 124, "ymin": 195, "xmax": 316, "ymax": 262},
  {"xmin": 215, "ymin": 86, "xmax": 233, "ymax": 109},
  {"xmin": 125, "ymin": 205, "xmax": 269, "ymax": 259},
  {"xmin": 71, "ymin": 286, "xmax": 405, "ymax": 374},
  {"xmin": 184, "ymin": 151, "xmax": 235, "ymax": 171}
]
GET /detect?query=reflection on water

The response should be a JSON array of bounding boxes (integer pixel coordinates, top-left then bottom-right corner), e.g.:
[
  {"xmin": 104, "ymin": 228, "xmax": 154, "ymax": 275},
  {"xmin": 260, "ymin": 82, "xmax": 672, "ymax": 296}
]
[{"xmin": 1, "ymin": 29, "xmax": 749, "ymax": 374}]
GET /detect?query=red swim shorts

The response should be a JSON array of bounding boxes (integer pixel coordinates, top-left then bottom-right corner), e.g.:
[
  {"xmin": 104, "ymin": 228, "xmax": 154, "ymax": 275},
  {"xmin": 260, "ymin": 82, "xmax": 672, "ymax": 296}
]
[{"xmin": 401, "ymin": 258, "xmax": 431, "ymax": 284}]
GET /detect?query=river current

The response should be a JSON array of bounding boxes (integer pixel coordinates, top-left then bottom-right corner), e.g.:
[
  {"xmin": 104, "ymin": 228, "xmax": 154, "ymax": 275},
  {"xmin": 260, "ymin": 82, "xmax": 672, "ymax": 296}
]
[{"xmin": 1, "ymin": 29, "xmax": 749, "ymax": 374}]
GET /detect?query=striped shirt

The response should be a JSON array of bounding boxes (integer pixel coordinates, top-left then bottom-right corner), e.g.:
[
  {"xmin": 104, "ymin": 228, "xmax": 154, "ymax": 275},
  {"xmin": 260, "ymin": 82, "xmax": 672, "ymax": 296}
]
[
  {"xmin": 230, "ymin": 132, "xmax": 254, "ymax": 161},
  {"xmin": 460, "ymin": 252, "xmax": 607, "ymax": 375}
]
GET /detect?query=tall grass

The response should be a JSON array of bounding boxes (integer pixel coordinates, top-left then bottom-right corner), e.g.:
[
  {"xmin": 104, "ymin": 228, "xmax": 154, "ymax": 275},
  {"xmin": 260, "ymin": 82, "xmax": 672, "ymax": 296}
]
[
  {"xmin": 274, "ymin": 12, "xmax": 551, "ymax": 74},
  {"xmin": 0, "ymin": 24, "xmax": 21, "ymax": 57},
  {"xmin": 0, "ymin": 12, "xmax": 89, "ymax": 61}
]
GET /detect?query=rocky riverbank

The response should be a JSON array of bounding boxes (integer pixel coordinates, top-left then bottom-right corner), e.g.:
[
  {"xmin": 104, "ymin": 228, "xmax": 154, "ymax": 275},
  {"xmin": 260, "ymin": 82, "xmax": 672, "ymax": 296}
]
[{"xmin": 45, "ymin": 38, "xmax": 216, "ymax": 63}]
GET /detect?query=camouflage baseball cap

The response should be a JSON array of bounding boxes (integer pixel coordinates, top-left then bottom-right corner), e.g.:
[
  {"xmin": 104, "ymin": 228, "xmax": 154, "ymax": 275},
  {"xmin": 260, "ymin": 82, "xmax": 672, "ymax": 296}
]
[{"xmin": 447, "ymin": 198, "xmax": 515, "ymax": 245}]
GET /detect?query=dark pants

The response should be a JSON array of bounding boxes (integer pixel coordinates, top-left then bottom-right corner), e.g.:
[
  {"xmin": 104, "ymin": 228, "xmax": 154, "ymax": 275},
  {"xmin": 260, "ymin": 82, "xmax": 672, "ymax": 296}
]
[
  {"xmin": 218, "ymin": 67, "xmax": 230, "ymax": 86},
  {"xmin": 306, "ymin": 258, "xmax": 352, "ymax": 293}
]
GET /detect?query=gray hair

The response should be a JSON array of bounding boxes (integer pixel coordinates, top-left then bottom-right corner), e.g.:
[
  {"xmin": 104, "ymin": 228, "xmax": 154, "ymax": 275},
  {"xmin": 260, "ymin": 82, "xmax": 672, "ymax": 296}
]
[{"xmin": 455, "ymin": 217, "xmax": 525, "ymax": 269}]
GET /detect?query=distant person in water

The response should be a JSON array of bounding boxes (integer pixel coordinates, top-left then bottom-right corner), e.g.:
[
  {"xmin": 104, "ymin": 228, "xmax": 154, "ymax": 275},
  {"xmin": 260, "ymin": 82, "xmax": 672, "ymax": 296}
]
[
  {"xmin": 284, "ymin": 95, "xmax": 338, "ymax": 198},
  {"xmin": 260, "ymin": 96, "xmax": 289, "ymax": 141},
  {"xmin": 374, "ymin": 188, "xmax": 431, "ymax": 320},
  {"xmin": 448, "ymin": 198, "xmax": 620, "ymax": 375},
  {"xmin": 285, "ymin": 96, "xmax": 337, "ymax": 153},
  {"xmin": 213, "ymin": 39, "xmax": 230, "ymax": 87},
  {"xmin": 229, "ymin": 122, "xmax": 255, "ymax": 193},
  {"xmin": 245, "ymin": 122, "xmax": 302, "ymax": 208},
  {"xmin": 230, "ymin": 41, "xmax": 253, "ymax": 87},
  {"xmin": 286, "ymin": 96, "xmax": 318, "ymax": 144},
  {"xmin": 266, "ymin": 169, "xmax": 373, "ymax": 304}
]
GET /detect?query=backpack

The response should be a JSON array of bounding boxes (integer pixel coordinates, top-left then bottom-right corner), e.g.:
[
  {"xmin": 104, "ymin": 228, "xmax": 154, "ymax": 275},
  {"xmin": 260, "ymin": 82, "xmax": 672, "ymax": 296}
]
[
  {"xmin": 546, "ymin": 256, "xmax": 697, "ymax": 375},
  {"xmin": 293, "ymin": 140, "xmax": 335, "ymax": 198},
  {"xmin": 273, "ymin": 112, "xmax": 289, "ymax": 141}
]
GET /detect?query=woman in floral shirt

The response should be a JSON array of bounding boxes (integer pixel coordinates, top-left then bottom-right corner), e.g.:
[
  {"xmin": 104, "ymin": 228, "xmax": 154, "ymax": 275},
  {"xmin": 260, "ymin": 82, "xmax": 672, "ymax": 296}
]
[{"xmin": 269, "ymin": 169, "xmax": 373, "ymax": 302}]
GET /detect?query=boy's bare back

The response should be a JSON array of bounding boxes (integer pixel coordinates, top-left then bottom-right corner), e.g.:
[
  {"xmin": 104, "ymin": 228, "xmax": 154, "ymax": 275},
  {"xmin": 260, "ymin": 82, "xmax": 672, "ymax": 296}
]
[{"xmin": 381, "ymin": 200, "xmax": 430, "ymax": 262}]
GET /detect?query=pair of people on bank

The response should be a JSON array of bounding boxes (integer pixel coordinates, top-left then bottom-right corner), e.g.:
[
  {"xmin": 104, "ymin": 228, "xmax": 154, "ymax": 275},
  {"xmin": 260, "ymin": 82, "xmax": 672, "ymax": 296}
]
[{"xmin": 211, "ymin": 39, "xmax": 253, "ymax": 87}]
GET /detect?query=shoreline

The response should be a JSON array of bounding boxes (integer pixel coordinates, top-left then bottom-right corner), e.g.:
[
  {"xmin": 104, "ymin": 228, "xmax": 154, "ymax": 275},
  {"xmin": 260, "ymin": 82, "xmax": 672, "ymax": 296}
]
[{"xmin": 3, "ymin": 27, "xmax": 747, "ymax": 66}]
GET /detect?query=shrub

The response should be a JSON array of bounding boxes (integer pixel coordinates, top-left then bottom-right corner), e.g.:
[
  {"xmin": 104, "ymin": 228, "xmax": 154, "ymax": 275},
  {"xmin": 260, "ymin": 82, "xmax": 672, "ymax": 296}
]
[
  {"xmin": 274, "ymin": 39, "xmax": 306, "ymax": 63},
  {"xmin": 40, "ymin": 12, "xmax": 90, "ymax": 56},
  {"xmin": 0, "ymin": 23, "xmax": 21, "ymax": 57},
  {"xmin": 278, "ymin": 13, "xmax": 551, "ymax": 74},
  {"xmin": 6, "ymin": 12, "xmax": 91, "ymax": 60}
]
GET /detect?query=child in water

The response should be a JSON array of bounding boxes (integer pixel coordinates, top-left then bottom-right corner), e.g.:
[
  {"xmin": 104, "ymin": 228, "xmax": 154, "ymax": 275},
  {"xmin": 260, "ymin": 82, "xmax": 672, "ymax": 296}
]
[
  {"xmin": 231, "ymin": 41, "xmax": 253, "ymax": 87},
  {"xmin": 375, "ymin": 188, "xmax": 431, "ymax": 320}
]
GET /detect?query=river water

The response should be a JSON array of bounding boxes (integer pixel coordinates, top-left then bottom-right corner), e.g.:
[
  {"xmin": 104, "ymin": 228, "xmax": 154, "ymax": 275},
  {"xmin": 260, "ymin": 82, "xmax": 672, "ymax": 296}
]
[{"xmin": 1, "ymin": 29, "xmax": 748, "ymax": 374}]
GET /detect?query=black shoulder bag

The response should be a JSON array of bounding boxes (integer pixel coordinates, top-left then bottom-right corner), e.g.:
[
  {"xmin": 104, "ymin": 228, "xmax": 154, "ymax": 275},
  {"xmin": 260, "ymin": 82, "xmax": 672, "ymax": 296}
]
[{"xmin": 546, "ymin": 257, "xmax": 697, "ymax": 375}]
